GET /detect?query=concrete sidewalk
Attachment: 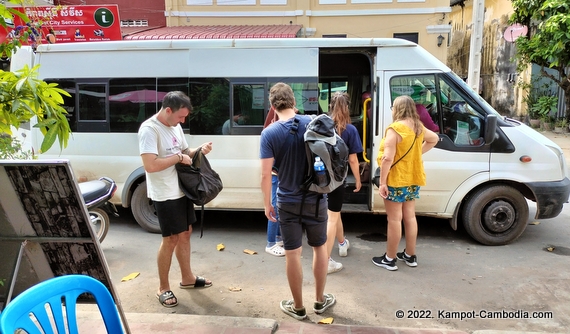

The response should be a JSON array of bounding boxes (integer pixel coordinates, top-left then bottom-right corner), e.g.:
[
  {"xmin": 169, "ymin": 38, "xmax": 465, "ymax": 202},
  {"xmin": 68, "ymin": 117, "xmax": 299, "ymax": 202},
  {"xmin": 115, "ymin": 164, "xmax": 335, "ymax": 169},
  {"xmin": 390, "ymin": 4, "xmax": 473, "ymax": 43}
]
[
  {"xmin": 78, "ymin": 310, "xmax": 473, "ymax": 334},
  {"xmin": 78, "ymin": 310, "xmax": 559, "ymax": 333}
]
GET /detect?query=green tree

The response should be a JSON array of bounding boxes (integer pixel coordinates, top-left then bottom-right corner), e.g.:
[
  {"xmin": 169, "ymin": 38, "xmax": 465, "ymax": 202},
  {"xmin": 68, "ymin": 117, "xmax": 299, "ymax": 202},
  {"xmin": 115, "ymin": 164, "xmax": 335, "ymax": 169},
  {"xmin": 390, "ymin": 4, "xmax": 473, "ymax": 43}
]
[
  {"xmin": 510, "ymin": 0, "xmax": 570, "ymax": 121},
  {"xmin": 1, "ymin": 1, "xmax": 70, "ymax": 156}
]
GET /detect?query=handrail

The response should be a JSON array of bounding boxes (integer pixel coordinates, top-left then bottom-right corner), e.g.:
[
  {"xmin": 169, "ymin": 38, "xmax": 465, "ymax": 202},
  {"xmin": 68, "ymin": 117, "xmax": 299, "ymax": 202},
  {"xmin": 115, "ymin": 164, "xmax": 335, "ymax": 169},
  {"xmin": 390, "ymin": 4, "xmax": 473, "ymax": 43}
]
[{"xmin": 362, "ymin": 98, "xmax": 371, "ymax": 163}]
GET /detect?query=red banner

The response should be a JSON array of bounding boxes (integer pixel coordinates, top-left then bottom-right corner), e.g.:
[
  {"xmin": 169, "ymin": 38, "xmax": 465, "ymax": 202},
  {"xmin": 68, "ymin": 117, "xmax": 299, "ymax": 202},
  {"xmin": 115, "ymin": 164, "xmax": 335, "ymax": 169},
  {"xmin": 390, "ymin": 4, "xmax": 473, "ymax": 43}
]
[{"xmin": 1, "ymin": 5, "xmax": 122, "ymax": 46}]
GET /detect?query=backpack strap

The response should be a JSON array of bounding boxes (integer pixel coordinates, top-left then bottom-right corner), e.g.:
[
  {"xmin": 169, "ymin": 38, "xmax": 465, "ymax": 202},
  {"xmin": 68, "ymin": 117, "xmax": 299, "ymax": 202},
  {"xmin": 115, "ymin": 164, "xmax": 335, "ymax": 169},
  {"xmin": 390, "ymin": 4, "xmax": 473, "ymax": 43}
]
[
  {"xmin": 273, "ymin": 116, "xmax": 300, "ymax": 172},
  {"xmin": 198, "ymin": 204, "xmax": 205, "ymax": 238},
  {"xmin": 301, "ymin": 121, "xmax": 323, "ymax": 220}
]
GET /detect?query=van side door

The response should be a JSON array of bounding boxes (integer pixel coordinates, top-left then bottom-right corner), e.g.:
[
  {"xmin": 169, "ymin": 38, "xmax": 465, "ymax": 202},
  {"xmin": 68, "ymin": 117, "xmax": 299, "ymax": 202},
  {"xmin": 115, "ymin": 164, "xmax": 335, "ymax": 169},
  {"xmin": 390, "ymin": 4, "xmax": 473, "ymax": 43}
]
[{"xmin": 373, "ymin": 72, "xmax": 491, "ymax": 215}]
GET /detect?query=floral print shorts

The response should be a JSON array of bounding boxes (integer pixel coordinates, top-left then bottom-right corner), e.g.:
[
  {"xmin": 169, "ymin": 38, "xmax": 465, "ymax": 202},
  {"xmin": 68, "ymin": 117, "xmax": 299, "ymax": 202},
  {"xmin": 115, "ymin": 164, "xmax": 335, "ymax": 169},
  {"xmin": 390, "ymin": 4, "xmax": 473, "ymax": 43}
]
[{"xmin": 386, "ymin": 185, "xmax": 421, "ymax": 202}]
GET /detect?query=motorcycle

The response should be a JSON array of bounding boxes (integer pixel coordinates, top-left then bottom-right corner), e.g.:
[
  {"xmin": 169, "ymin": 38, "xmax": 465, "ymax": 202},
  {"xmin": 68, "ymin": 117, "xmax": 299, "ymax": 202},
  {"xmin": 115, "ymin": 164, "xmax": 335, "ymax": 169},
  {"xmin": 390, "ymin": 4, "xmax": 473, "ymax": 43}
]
[{"xmin": 79, "ymin": 177, "xmax": 119, "ymax": 243}]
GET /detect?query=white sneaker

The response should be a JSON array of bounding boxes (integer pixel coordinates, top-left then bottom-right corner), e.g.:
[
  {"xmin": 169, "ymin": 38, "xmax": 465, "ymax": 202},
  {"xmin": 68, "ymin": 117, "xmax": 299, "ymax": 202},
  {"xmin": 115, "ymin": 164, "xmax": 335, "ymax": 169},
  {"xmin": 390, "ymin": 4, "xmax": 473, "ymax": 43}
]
[
  {"xmin": 327, "ymin": 258, "xmax": 343, "ymax": 274},
  {"xmin": 338, "ymin": 238, "xmax": 350, "ymax": 257}
]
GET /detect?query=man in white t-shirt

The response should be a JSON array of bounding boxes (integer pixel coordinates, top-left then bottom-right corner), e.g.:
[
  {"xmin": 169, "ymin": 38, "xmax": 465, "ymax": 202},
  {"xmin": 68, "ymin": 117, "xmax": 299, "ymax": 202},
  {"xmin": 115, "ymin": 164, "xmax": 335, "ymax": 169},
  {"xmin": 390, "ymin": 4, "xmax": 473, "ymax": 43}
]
[{"xmin": 138, "ymin": 91, "xmax": 213, "ymax": 308}]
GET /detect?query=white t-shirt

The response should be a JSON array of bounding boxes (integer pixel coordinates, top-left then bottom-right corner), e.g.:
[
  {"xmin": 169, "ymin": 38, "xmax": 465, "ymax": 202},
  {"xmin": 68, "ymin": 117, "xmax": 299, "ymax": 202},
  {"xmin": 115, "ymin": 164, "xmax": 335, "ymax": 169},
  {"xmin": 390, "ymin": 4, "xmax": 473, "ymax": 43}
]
[
  {"xmin": 222, "ymin": 119, "xmax": 237, "ymax": 135},
  {"xmin": 138, "ymin": 115, "xmax": 189, "ymax": 201}
]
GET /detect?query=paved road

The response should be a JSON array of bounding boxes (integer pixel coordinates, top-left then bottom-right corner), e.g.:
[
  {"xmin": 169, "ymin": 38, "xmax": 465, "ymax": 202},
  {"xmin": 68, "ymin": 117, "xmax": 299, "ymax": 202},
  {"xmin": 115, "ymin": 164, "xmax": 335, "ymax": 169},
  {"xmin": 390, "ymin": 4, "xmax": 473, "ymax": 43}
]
[
  {"xmin": 99, "ymin": 203, "xmax": 570, "ymax": 333},
  {"xmin": 95, "ymin": 130, "xmax": 570, "ymax": 333}
]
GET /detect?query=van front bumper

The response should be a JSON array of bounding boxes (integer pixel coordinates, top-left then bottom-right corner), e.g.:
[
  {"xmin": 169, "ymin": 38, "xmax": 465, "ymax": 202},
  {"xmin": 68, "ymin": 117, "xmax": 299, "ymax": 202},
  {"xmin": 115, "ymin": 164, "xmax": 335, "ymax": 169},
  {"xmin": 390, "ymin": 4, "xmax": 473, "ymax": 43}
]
[{"xmin": 526, "ymin": 177, "xmax": 570, "ymax": 219}]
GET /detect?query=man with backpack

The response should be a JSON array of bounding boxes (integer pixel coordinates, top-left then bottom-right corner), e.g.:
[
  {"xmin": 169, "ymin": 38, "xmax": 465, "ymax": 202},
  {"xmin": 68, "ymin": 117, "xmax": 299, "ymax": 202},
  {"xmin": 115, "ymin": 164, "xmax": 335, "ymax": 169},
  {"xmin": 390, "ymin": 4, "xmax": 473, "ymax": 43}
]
[{"xmin": 260, "ymin": 83, "xmax": 336, "ymax": 320}]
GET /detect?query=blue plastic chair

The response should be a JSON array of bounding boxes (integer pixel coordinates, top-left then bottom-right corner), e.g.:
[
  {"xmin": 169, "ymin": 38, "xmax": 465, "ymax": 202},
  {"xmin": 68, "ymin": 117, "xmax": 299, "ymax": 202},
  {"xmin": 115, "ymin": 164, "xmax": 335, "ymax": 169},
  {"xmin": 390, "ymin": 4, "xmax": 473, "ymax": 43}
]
[{"xmin": 0, "ymin": 274, "xmax": 124, "ymax": 334}]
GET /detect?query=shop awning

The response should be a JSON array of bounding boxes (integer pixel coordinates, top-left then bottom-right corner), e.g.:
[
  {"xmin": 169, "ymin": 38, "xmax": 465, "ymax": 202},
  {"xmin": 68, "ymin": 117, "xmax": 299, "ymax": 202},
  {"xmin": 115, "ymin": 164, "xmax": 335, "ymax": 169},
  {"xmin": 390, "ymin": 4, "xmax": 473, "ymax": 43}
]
[{"xmin": 123, "ymin": 25, "xmax": 302, "ymax": 40}]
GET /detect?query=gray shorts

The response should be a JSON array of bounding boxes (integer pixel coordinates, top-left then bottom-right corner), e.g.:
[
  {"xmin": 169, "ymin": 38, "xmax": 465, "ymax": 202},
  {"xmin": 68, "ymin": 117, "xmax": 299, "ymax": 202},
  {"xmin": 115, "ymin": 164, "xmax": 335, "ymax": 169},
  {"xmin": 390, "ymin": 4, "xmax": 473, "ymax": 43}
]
[{"xmin": 277, "ymin": 197, "xmax": 328, "ymax": 250}]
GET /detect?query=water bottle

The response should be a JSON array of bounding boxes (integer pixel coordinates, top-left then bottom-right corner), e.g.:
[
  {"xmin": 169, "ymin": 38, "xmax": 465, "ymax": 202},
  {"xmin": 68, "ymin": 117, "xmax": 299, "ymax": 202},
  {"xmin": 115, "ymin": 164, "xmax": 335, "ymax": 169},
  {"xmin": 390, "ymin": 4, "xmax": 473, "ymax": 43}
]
[{"xmin": 314, "ymin": 156, "xmax": 328, "ymax": 187}]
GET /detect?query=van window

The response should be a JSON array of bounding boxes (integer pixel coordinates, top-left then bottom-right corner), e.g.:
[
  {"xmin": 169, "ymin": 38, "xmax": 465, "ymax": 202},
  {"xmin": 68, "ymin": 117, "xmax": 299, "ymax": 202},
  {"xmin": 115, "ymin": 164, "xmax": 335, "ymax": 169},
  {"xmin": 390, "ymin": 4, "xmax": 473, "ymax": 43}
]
[
  {"xmin": 438, "ymin": 77, "xmax": 484, "ymax": 146},
  {"xmin": 109, "ymin": 78, "xmax": 158, "ymax": 133},
  {"xmin": 318, "ymin": 82, "xmax": 347, "ymax": 113},
  {"xmin": 390, "ymin": 74, "xmax": 441, "ymax": 133},
  {"xmin": 269, "ymin": 80, "xmax": 320, "ymax": 115},
  {"xmin": 158, "ymin": 78, "xmax": 230, "ymax": 135},
  {"xmin": 390, "ymin": 74, "xmax": 485, "ymax": 146}
]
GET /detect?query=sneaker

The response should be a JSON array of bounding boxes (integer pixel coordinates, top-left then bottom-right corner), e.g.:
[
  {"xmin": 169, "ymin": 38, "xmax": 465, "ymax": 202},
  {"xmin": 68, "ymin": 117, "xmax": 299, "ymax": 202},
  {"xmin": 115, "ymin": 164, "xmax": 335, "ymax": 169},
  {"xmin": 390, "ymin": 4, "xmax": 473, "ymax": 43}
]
[
  {"xmin": 396, "ymin": 249, "xmax": 417, "ymax": 267},
  {"xmin": 372, "ymin": 253, "xmax": 398, "ymax": 271},
  {"xmin": 280, "ymin": 300, "xmax": 307, "ymax": 320},
  {"xmin": 327, "ymin": 258, "xmax": 343, "ymax": 274},
  {"xmin": 338, "ymin": 238, "xmax": 350, "ymax": 257},
  {"xmin": 313, "ymin": 293, "xmax": 336, "ymax": 314}
]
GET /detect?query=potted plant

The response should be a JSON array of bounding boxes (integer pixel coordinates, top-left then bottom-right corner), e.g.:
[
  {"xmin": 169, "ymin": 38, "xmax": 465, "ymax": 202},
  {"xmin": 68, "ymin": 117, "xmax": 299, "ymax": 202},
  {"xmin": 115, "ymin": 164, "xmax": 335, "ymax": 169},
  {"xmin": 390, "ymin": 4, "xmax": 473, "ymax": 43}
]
[
  {"xmin": 520, "ymin": 80, "xmax": 541, "ymax": 127},
  {"xmin": 530, "ymin": 95, "xmax": 558, "ymax": 131},
  {"xmin": 554, "ymin": 118, "xmax": 569, "ymax": 133},
  {"xmin": 520, "ymin": 78, "xmax": 559, "ymax": 129}
]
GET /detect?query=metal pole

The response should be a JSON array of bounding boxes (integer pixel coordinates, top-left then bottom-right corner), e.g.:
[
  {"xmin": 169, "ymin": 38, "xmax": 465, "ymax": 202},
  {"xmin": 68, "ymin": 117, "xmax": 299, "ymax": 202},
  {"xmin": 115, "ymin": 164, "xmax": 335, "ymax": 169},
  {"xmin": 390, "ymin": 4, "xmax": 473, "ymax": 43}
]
[
  {"xmin": 467, "ymin": 0, "xmax": 485, "ymax": 94},
  {"xmin": 5, "ymin": 241, "xmax": 27, "ymax": 307}
]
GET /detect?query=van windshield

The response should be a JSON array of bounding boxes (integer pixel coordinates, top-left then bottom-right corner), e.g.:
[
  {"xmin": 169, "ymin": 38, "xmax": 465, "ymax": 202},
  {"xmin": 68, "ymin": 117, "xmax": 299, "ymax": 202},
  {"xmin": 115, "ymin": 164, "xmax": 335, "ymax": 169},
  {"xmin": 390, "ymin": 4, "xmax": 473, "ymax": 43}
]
[{"xmin": 449, "ymin": 72, "xmax": 502, "ymax": 117}]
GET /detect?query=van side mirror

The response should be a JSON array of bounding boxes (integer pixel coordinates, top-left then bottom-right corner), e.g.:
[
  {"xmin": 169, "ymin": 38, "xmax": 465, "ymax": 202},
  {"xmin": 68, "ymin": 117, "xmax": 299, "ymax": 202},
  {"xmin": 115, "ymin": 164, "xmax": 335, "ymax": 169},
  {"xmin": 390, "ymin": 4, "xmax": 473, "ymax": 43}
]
[{"xmin": 484, "ymin": 114, "xmax": 497, "ymax": 144}]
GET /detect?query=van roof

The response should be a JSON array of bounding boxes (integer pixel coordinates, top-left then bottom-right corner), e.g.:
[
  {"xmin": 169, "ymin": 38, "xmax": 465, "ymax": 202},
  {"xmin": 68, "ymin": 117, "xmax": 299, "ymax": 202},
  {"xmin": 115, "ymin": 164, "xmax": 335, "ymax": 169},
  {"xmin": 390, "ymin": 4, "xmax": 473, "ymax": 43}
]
[{"xmin": 35, "ymin": 37, "xmax": 417, "ymax": 53}]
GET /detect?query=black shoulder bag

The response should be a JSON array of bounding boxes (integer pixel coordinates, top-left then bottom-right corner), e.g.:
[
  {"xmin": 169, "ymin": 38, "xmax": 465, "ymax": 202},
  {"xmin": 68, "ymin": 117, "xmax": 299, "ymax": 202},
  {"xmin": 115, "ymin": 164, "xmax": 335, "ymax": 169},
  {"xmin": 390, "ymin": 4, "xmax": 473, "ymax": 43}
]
[{"xmin": 176, "ymin": 148, "xmax": 223, "ymax": 237}]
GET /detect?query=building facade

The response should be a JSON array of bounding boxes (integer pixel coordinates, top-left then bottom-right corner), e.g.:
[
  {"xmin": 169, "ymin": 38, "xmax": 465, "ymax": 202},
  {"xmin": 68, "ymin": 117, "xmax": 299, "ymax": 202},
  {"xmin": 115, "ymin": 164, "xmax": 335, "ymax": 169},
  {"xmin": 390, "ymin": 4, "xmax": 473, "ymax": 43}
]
[
  {"xmin": 53, "ymin": 0, "xmax": 451, "ymax": 62},
  {"xmin": 448, "ymin": 0, "xmax": 521, "ymax": 116},
  {"xmin": 55, "ymin": 0, "xmax": 166, "ymax": 35}
]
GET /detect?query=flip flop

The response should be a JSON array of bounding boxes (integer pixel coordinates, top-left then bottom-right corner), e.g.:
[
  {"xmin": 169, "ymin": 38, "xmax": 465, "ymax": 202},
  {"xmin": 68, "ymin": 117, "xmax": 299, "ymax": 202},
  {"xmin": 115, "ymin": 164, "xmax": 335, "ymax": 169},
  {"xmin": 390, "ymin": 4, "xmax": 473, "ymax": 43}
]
[
  {"xmin": 179, "ymin": 276, "xmax": 212, "ymax": 289},
  {"xmin": 156, "ymin": 290, "xmax": 178, "ymax": 308}
]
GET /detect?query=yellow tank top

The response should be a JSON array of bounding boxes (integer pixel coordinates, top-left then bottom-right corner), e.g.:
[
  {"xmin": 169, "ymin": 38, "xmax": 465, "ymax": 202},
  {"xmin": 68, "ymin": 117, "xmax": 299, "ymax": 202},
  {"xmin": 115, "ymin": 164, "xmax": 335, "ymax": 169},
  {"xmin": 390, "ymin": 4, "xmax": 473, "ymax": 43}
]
[{"xmin": 377, "ymin": 122, "xmax": 426, "ymax": 187}]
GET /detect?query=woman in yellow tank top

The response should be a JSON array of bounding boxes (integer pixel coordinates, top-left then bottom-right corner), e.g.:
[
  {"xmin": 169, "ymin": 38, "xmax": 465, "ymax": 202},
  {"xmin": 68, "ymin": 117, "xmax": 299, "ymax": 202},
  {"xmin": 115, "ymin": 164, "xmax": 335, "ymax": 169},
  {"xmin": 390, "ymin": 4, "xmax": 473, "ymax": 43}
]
[{"xmin": 372, "ymin": 95, "xmax": 439, "ymax": 271}]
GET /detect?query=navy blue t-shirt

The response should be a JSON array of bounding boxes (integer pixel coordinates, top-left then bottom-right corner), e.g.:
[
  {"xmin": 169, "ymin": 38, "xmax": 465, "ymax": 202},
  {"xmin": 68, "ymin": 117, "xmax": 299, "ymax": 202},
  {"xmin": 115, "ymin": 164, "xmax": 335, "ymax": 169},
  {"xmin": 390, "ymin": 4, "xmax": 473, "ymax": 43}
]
[
  {"xmin": 260, "ymin": 115, "xmax": 321, "ymax": 203},
  {"xmin": 341, "ymin": 123, "xmax": 363, "ymax": 155}
]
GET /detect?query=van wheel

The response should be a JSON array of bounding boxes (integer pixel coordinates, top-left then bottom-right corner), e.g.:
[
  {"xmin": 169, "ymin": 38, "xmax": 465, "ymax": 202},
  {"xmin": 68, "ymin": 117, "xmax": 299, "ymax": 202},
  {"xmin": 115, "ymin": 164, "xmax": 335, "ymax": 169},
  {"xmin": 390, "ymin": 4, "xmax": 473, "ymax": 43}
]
[
  {"xmin": 131, "ymin": 181, "xmax": 161, "ymax": 233},
  {"xmin": 462, "ymin": 185, "xmax": 528, "ymax": 246}
]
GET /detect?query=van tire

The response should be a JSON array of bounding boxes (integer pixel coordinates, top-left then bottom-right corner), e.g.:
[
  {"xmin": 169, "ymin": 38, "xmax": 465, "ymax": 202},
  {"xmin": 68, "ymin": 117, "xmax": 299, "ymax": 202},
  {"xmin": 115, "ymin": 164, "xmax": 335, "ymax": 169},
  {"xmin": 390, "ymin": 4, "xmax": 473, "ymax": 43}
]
[
  {"xmin": 462, "ymin": 185, "xmax": 528, "ymax": 246},
  {"xmin": 131, "ymin": 181, "xmax": 161, "ymax": 233}
]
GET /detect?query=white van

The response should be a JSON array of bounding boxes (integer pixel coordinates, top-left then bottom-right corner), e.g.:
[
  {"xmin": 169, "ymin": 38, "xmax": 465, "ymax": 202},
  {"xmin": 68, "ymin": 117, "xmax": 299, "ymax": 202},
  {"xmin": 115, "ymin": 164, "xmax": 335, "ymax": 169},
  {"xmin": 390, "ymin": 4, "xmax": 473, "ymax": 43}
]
[{"xmin": 11, "ymin": 38, "xmax": 570, "ymax": 245}]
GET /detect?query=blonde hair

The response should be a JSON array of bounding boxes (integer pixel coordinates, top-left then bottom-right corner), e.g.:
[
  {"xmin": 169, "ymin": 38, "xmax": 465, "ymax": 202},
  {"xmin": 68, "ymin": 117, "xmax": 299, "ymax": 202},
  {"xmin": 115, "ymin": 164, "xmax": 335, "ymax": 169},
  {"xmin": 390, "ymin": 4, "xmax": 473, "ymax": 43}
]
[
  {"xmin": 329, "ymin": 91, "xmax": 351, "ymax": 135},
  {"xmin": 269, "ymin": 83, "xmax": 295, "ymax": 111},
  {"xmin": 392, "ymin": 95, "xmax": 423, "ymax": 136}
]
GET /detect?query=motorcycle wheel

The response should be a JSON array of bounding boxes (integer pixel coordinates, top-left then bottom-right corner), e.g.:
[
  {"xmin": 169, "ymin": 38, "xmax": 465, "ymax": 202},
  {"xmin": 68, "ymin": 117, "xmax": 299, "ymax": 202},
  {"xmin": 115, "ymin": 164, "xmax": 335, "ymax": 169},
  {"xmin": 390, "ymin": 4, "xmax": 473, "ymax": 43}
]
[{"xmin": 89, "ymin": 207, "xmax": 110, "ymax": 242}]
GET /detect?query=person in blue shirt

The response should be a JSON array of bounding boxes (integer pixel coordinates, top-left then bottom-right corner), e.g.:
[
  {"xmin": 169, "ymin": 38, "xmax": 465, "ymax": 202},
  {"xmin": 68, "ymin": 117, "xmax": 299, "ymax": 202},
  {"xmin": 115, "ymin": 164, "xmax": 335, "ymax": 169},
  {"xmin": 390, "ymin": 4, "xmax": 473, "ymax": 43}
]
[
  {"xmin": 262, "ymin": 106, "xmax": 284, "ymax": 256},
  {"xmin": 260, "ymin": 82, "xmax": 336, "ymax": 320},
  {"xmin": 325, "ymin": 92, "xmax": 363, "ymax": 274}
]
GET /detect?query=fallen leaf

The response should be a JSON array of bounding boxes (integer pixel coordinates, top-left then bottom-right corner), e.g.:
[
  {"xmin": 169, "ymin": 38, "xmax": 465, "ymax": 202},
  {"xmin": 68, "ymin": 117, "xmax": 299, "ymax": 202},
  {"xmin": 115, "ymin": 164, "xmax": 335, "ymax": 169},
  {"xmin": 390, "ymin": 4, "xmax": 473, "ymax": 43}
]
[
  {"xmin": 217, "ymin": 243, "xmax": 225, "ymax": 251},
  {"xmin": 243, "ymin": 249, "xmax": 257, "ymax": 255},
  {"xmin": 318, "ymin": 317, "xmax": 334, "ymax": 324},
  {"xmin": 547, "ymin": 247, "xmax": 555, "ymax": 252},
  {"xmin": 530, "ymin": 221, "xmax": 540, "ymax": 225},
  {"xmin": 229, "ymin": 286, "xmax": 242, "ymax": 292},
  {"xmin": 121, "ymin": 272, "xmax": 140, "ymax": 282}
]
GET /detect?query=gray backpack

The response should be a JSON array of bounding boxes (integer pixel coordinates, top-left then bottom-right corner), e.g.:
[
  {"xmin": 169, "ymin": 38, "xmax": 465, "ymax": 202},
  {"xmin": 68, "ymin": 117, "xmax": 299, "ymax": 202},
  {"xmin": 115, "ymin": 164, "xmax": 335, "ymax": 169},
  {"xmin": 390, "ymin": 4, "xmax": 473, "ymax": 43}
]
[{"xmin": 301, "ymin": 114, "xmax": 349, "ymax": 194}]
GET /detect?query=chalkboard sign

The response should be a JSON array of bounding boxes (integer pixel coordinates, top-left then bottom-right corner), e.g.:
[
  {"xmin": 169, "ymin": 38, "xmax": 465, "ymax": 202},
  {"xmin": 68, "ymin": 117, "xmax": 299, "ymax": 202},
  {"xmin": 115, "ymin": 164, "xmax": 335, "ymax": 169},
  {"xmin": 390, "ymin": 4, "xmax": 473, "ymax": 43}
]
[{"xmin": 0, "ymin": 159, "xmax": 129, "ymax": 332}]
